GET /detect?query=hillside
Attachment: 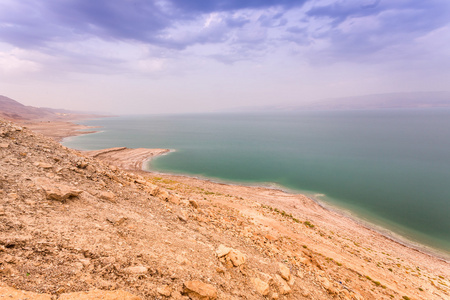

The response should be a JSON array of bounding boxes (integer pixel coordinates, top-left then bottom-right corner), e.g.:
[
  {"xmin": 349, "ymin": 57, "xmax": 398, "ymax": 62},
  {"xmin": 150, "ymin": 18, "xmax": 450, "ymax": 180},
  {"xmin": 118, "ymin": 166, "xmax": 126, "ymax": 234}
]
[{"xmin": 1, "ymin": 117, "xmax": 449, "ymax": 299}]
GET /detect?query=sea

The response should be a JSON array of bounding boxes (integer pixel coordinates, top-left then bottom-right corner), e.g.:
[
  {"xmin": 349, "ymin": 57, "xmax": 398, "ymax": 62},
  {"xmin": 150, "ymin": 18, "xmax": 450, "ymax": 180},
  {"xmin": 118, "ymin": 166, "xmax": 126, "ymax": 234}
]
[{"xmin": 62, "ymin": 108, "xmax": 450, "ymax": 257}]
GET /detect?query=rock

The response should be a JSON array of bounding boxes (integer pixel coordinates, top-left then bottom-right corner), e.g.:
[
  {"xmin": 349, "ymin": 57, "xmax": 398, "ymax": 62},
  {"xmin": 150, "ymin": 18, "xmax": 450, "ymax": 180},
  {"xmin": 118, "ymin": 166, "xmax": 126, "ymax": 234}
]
[
  {"xmin": 123, "ymin": 266, "xmax": 148, "ymax": 275},
  {"xmin": 134, "ymin": 178, "xmax": 145, "ymax": 185},
  {"xmin": 177, "ymin": 212, "xmax": 188, "ymax": 222},
  {"xmin": 183, "ymin": 280, "xmax": 217, "ymax": 300},
  {"xmin": 168, "ymin": 194, "xmax": 180, "ymax": 205},
  {"xmin": 252, "ymin": 278, "xmax": 270, "ymax": 296},
  {"xmin": 34, "ymin": 162, "xmax": 53, "ymax": 169},
  {"xmin": 265, "ymin": 234, "xmax": 277, "ymax": 241},
  {"xmin": 35, "ymin": 178, "xmax": 82, "ymax": 201},
  {"xmin": 157, "ymin": 285, "xmax": 172, "ymax": 297},
  {"xmin": 228, "ymin": 249, "xmax": 246, "ymax": 267},
  {"xmin": 216, "ymin": 244, "xmax": 232, "ymax": 258},
  {"xmin": 99, "ymin": 191, "xmax": 115, "ymax": 201},
  {"xmin": 76, "ymin": 160, "xmax": 88, "ymax": 169},
  {"xmin": 59, "ymin": 289, "xmax": 141, "ymax": 299},
  {"xmin": 288, "ymin": 276, "xmax": 295, "ymax": 286},
  {"xmin": 274, "ymin": 275, "xmax": 291, "ymax": 295},
  {"xmin": 189, "ymin": 200, "xmax": 199, "ymax": 208},
  {"xmin": 79, "ymin": 258, "xmax": 91, "ymax": 267},
  {"xmin": 271, "ymin": 293, "xmax": 279, "ymax": 300},
  {"xmin": 106, "ymin": 216, "xmax": 127, "ymax": 225},
  {"xmin": 176, "ymin": 255, "xmax": 191, "ymax": 265},
  {"xmin": 278, "ymin": 263, "xmax": 291, "ymax": 281},
  {"xmin": 0, "ymin": 142, "xmax": 8, "ymax": 148},
  {"xmin": 158, "ymin": 190, "xmax": 170, "ymax": 200},
  {"xmin": 0, "ymin": 286, "xmax": 52, "ymax": 300},
  {"xmin": 318, "ymin": 276, "xmax": 331, "ymax": 290}
]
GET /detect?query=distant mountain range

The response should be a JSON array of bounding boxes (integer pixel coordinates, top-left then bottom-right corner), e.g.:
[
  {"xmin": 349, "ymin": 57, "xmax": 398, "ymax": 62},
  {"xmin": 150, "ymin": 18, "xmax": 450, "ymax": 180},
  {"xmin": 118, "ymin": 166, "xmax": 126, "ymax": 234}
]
[
  {"xmin": 233, "ymin": 91, "xmax": 450, "ymax": 112},
  {"xmin": 0, "ymin": 95, "xmax": 101, "ymax": 121}
]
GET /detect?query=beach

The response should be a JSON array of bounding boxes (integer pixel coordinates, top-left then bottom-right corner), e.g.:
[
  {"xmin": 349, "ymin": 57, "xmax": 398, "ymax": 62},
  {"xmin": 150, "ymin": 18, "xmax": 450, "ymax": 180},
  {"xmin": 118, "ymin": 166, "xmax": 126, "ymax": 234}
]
[{"xmin": 15, "ymin": 117, "xmax": 450, "ymax": 299}]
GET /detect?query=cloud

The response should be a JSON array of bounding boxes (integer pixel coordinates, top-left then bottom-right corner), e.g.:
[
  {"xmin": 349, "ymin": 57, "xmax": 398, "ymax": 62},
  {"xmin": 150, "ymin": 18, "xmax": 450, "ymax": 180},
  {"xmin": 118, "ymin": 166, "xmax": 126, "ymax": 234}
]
[
  {"xmin": 0, "ymin": 0, "xmax": 449, "ymax": 75},
  {"xmin": 304, "ymin": 0, "xmax": 450, "ymax": 61}
]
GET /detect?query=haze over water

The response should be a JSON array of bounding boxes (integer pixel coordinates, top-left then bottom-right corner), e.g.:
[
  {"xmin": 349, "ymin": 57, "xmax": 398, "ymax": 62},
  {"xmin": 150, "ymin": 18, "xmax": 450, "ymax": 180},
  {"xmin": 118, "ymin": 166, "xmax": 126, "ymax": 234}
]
[{"xmin": 63, "ymin": 108, "xmax": 450, "ymax": 255}]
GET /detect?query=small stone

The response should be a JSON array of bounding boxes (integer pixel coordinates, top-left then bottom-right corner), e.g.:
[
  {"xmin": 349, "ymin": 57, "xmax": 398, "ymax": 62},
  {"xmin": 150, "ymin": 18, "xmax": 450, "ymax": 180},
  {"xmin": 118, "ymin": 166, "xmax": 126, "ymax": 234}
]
[
  {"xmin": 252, "ymin": 278, "xmax": 270, "ymax": 296},
  {"xmin": 34, "ymin": 162, "xmax": 53, "ymax": 169},
  {"xmin": 271, "ymin": 292, "xmax": 279, "ymax": 300},
  {"xmin": 278, "ymin": 263, "xmax": 291, "ymax": 281},
  {"xmin": 177, "ymin": 212, "xmax": 188, "ymax": 222},
  {"xmin": 168, "ymin": 194, "xmax": 180, "ymax": 205},
  {"xmin": 135, "ymin": 179, "xmax": 146, "ymax": 185},
  {"xmin": 265, "ymin": 234, "xmax": 277, "ymax": 241},
  {"xmin": 158, "ymin": 190, "xmax": 170, "ymax": 201},
  {"xmin": 79, "ymin": 258, "xmax": 91, "ymax": 267},
  {"xmin": 189, "ymin": 200, "xmax": 199, "ymax": 208},
  {"xmin": 228, "ymin": 249, "xmax": 246, "ymax": 267},
  {"xmin": 157, "ymin": 285, "xmax": 172, "ymax": 297},
  {"xmin": 123, "ymin": 266, "xmax": 148, "ymax": 274},
  {"xmin": 99, "ymin": 191, "xmax": 115, "ymax": 201},
  {"xmin": 216, "ymin": 244, "xmax": 232, "ymax": 258},
  {"xmin": 176, "ymin": 255, "xmax": 191, "ymax": 265},
  {"xmin": 183, "ymin": 280, "xmax": 217, "ymax": 300},
  {"xmin": 318, "ymin": 276, "xmax": 331, "ymax": 290},
  {"xmin": 0, "ymin": 142, "xmax": 9, "ymax": 148}
]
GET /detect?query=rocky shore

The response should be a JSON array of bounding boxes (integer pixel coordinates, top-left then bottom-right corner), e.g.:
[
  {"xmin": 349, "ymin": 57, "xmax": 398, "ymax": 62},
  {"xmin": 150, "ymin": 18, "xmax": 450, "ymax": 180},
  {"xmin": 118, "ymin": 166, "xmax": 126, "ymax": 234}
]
[{"xmin": 1, "ymin": 117, "xmax": 449, "ymax": 299}]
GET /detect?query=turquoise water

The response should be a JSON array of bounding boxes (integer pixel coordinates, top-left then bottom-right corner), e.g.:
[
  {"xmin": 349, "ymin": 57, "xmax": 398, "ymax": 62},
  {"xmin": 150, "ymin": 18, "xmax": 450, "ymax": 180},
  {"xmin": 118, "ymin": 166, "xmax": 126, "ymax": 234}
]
[{"xmin": 63, "ymin": 109, "xmax": 450, "ymax": 255}]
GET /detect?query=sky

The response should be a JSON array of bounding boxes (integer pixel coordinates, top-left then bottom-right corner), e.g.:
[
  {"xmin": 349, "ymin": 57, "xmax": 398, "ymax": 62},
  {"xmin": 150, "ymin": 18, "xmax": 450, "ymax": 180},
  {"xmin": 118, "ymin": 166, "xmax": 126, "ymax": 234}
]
[{"xmin": 1, "ymin": 0, "xmax": 450, "ymax": 114}]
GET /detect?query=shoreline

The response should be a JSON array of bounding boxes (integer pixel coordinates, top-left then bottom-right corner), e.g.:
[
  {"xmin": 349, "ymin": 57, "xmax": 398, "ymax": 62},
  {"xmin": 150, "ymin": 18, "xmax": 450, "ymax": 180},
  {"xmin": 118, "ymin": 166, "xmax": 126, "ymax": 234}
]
[
  {"xmin": 146, "ymin": 156, "xmax": 450, "ymax": 263},
  {"xmin": 53, "ymin": 117, "xmax": 450, "ymax": 262}
]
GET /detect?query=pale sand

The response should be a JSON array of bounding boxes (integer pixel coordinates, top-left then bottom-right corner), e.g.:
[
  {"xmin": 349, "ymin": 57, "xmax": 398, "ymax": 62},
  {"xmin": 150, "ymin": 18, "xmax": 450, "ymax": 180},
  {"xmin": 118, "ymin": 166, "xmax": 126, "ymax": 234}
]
[{"xmin": 35, "ymin": 122, "xmax": 450, "ymax": 299}]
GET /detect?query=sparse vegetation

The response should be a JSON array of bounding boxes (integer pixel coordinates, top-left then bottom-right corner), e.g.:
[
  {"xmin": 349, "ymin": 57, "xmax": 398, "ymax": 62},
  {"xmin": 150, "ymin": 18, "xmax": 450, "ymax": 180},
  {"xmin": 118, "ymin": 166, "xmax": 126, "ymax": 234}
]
[{"xmin": 304, "ymin": 221, "xmax": 315, "ymax": 228}]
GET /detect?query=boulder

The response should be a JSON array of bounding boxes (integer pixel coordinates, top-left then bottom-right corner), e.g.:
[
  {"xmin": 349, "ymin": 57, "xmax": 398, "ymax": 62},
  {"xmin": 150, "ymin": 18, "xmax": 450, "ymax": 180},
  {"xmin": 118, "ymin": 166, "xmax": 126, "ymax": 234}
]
[{"xmin": 183, "ymin": 280, "xmax": 217, "ymax": 300}]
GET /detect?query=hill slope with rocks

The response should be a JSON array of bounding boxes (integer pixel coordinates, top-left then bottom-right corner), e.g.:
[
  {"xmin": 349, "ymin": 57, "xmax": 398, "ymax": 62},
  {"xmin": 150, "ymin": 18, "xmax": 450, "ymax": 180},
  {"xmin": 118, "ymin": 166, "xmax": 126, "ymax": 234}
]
[{"xmin": 1, "ymin": 117, "xmax": 449, "ymax": 300}]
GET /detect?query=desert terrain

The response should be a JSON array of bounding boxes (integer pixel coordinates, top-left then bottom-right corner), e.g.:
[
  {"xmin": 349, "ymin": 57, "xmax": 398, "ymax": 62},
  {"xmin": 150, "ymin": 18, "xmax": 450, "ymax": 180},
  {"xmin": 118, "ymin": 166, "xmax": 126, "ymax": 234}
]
[{"xmin": 0, "ymin": 98, "xmax": 449, "ymax": 299}]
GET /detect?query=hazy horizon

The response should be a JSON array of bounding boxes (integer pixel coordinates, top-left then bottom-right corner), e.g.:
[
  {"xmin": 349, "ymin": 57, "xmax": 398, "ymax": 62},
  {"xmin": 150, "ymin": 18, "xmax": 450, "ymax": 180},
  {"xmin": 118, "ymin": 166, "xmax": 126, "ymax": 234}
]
[{"xmin": 1, "ymin": 0, "xmax": 450, "ymax": 114}]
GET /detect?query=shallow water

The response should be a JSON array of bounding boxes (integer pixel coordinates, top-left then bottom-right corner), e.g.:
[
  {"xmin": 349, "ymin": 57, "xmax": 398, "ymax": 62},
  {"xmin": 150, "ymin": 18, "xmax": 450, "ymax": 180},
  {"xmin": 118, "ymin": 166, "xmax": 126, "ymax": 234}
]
[{"xmin": 63, "ymin": 109, "xmax": 450, "ymax": 254}]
